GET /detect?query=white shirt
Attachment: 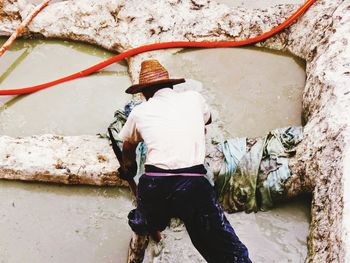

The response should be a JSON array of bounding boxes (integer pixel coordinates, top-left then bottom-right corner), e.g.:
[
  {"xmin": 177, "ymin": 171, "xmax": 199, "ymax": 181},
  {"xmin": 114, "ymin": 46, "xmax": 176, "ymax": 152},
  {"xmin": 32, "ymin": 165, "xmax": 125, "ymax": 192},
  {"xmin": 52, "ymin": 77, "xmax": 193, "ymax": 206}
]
[{"xmin": 119, "ymin": 88, "xmax": 211, "ymax": 169}]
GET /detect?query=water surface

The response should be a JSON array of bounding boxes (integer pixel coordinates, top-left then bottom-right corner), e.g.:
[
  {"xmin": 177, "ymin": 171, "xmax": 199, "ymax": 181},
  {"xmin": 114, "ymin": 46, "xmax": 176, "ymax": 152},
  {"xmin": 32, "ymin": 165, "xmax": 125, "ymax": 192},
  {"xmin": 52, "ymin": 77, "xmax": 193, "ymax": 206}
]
[
  {"xmin": 167, "ymin": 47, "xmax": 305, "ymax": 137},
  {"xmin": 0, "ymin": 180, "xmax": 133, "ymax": 263},
  {"xmin": 0, "ymin": 39, "xmax": 130, "ymax": 136}
]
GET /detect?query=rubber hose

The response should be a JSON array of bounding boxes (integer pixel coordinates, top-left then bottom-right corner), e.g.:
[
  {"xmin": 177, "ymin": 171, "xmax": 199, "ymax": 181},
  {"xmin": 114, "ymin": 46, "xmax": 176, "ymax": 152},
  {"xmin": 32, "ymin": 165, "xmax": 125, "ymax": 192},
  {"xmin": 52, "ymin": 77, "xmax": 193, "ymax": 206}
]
[{"xmin": 0, "ymin": 0, "xmax": 316, "ymax": 96}]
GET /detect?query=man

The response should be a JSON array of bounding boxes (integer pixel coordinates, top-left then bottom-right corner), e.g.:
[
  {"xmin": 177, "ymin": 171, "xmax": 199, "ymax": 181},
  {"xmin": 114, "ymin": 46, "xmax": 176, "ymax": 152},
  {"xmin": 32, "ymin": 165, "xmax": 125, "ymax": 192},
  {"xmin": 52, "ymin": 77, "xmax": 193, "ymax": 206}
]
[{"xmin": 118, "ymin": 59, "xmax": 251, "ymax": 263}]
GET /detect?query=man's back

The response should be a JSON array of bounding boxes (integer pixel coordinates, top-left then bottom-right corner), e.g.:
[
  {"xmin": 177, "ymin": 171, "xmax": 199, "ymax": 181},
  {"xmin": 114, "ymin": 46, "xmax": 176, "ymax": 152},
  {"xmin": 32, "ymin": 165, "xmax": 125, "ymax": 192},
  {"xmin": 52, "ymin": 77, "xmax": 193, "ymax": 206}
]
[{"xmin": 120, "ymin": 88, "xmax": 210, "ymax": 170}]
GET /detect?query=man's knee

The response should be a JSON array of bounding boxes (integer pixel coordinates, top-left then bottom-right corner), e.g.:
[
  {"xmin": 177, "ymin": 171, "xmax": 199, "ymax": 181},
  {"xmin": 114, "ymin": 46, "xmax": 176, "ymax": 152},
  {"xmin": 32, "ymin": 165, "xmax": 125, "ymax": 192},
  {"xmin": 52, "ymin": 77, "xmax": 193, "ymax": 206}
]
[
  {"xmin": 128, "ymin": 208, "xmax": 169, "ymax": 234},
  {"xmin": 128, "ymin": 209, "xmax": 149, "ymax": 235}
]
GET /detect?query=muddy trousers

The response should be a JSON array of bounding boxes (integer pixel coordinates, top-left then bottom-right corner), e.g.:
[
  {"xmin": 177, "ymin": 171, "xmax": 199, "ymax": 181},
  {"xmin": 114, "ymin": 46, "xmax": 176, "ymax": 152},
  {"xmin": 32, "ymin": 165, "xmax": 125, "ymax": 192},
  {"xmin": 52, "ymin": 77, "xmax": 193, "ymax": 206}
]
[{"xmin": 128, "ymin": 174, "xmax": 251, "ymax": 263}]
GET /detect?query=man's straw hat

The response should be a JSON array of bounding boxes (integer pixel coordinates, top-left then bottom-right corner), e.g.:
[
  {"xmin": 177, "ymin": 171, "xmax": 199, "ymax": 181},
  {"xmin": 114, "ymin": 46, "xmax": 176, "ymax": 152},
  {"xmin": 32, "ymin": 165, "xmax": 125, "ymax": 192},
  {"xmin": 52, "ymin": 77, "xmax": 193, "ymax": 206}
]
[{"xmin": 125, "ymin": 59, "xmax": 185, "ymax": 94}]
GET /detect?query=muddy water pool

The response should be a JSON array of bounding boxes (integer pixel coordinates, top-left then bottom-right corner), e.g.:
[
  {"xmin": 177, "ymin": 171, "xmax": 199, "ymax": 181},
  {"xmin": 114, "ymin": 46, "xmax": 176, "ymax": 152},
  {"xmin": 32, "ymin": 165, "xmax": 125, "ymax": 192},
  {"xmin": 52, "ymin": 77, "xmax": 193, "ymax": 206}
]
[
  {"xmin": 0, "ymin": 36, "xmax": 309, "ymax": 262},
  {"xmin": 0, "ymin": 180, "xmax": 133, "ymax": 262},
  {"xmin": 0, "ymin": 39, "xmax": 130, "ymax": 136},
  {"xmin": 167, "ymin": 47, "xmax": 305, "ymax": 138}
]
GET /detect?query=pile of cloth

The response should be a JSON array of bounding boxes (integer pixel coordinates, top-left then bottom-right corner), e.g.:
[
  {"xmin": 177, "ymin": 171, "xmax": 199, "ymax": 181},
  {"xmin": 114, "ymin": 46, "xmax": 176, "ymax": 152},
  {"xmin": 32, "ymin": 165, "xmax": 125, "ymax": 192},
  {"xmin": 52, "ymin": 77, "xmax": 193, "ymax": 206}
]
[{"xmin": 215, "ymin": 126, "xmax": 303, "ymax": 213}]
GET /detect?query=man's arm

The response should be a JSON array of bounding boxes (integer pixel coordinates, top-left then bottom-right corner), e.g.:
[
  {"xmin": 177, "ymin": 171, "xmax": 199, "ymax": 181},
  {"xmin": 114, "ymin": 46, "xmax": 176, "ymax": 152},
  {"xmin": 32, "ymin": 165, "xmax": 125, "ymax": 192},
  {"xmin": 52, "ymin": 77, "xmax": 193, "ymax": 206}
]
[
  {"xmin": 119, "ymin": 140, "xmax": 138, "ymax": 178},
  {"xmin": 118, "ymin": 110, "xmax": 142, "ymax": 179}
]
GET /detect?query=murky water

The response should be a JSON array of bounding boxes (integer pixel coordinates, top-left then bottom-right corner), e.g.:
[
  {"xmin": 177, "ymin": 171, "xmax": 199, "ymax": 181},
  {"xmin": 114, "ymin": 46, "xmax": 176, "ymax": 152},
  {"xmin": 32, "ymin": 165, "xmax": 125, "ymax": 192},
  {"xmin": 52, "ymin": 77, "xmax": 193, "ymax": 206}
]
[
  {"xmin": 0, "ymin": 180, "xmax": 133, "ymax": 263},
  {"xmin": 167, "ymin": 47, "xmax": 305, "ymax": 137},
  {"xmin": 230, "ymin": 199, "xmax": 310, "ymax": 263},
  {"xmin": 0, "ymin": 39, "xmax": 130, "ymax": 136},
  {"xmin": 0, "ymin": 21, "xmax": 308, "ymax": 263}
]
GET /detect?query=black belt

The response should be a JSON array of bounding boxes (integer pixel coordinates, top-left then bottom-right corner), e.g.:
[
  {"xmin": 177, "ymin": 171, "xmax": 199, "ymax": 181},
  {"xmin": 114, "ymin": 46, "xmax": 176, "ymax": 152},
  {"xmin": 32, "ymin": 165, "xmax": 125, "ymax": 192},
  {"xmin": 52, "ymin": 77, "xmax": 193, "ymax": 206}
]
[{"xmin": 145, "ymin": 164, "xmax": 207, "ymax": 174}]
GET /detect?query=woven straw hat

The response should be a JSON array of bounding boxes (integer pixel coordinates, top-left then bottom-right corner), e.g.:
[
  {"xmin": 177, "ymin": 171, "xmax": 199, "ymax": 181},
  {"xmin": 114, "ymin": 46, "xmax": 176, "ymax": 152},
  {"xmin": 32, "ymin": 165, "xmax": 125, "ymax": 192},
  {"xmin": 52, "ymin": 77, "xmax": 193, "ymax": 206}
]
[{"xmin": 125, "ymin": 59, "xmax": 185, "ymax": 94}]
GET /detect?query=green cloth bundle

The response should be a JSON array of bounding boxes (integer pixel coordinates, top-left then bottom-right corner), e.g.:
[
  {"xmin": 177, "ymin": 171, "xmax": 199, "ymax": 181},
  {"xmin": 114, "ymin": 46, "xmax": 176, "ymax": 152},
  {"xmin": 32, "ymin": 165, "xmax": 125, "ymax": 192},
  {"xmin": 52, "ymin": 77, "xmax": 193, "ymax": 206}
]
[{"xmin": 215, "ymin": 126, "xmax": 303, "ymax": 213}]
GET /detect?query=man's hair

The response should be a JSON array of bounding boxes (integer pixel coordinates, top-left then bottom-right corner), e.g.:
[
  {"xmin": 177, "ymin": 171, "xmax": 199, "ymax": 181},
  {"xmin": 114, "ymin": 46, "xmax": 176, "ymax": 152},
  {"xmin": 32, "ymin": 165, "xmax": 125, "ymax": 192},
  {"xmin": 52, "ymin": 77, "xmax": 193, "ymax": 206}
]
[{"xmin": 143, "ymin": 85, "xmax": 173, "ymax": 97}]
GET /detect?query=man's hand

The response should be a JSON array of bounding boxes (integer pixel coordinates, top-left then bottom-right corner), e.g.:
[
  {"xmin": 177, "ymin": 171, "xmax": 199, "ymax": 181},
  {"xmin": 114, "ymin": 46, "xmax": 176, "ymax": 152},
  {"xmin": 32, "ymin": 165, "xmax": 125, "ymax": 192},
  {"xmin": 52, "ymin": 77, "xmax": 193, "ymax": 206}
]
[
  {"xmin": 118, "ymin": 161, "xmax": 138, "ymax": 181},
  {"xmin": 115, "ymin": 140, "xmax": 139, "ymax": 181}
]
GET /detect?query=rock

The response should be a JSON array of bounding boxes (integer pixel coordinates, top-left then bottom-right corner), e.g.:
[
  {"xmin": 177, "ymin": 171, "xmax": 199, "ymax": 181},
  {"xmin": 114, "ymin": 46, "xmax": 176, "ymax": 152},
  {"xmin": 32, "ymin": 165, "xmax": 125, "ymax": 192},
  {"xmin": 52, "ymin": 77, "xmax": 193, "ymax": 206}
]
[{"xmin": 0, "ymin": 134, "xmax": 127, "ymax": 186}]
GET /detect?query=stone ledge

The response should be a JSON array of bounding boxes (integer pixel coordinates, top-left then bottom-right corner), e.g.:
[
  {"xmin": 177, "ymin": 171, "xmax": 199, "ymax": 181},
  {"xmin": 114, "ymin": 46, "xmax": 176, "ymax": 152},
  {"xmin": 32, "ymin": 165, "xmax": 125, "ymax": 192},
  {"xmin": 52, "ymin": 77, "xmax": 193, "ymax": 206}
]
[{"xmin": 0, "ymin": 135, "xmax": 127, "ymax": 187}]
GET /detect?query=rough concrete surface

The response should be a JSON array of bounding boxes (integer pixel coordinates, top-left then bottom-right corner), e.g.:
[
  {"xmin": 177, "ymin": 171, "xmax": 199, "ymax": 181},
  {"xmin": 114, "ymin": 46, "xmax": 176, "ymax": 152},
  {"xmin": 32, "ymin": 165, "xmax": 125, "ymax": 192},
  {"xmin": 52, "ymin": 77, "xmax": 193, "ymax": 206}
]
[
  {"xmin": 0, "ymin": 134, "xmax": 128, "ymax": 186},
  {"xmin": 0, "ymin": 0, "xmax": 349, "ymax": 262}
]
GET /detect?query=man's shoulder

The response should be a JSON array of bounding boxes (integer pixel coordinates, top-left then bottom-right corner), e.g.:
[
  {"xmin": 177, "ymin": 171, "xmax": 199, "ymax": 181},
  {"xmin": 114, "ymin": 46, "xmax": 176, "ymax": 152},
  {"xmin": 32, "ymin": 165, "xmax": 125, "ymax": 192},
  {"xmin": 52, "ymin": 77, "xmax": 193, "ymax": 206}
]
[
  {"xmin": 177, "ymin": 89, "xmax": 202, "ymax": 99},
  {"xmin": 128, "ymin": 102, "xmax": 146, "ymax": 118}
]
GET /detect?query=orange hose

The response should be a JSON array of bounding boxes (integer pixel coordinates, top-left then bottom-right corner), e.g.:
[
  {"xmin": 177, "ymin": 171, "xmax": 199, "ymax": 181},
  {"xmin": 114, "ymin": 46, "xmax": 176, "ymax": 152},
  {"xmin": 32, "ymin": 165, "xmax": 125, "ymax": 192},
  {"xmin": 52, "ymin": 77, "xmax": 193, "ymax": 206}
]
[{"xmin": 0, "ymin": 0, "xmax": 316, "ymax": 96}]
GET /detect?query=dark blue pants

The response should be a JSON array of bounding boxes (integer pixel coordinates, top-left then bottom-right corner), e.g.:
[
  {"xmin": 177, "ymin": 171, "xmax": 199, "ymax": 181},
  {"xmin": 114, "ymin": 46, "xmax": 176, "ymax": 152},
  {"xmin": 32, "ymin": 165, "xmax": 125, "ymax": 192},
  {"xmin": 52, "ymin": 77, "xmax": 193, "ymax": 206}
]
[{"xmin": 128, "ymin": 175, "xmax": 251, "ymax": 263}]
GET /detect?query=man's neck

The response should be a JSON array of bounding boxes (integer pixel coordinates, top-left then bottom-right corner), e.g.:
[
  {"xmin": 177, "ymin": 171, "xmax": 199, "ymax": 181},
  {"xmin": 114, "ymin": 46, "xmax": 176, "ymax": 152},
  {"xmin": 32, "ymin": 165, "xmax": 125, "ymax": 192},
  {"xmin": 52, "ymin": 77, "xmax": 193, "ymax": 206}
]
[
  {"xmin": 153, "ymin": 87, "xmax": 173, "ymax": 97},
  {"xmin": 143, "ymin": 87, "xmax": 173, "ymax": 100}
]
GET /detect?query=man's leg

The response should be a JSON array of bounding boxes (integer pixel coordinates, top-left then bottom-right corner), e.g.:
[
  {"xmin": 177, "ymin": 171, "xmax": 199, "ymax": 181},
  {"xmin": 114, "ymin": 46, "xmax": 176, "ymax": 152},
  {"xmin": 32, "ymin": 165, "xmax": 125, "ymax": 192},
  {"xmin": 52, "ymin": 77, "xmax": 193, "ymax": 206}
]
[
  {"xmin": 186, "ymin": 209, "xmax": 251, "ymax": 263},
  {"xmin": 127, "ymin": 175, "xmax": 171, "ymax": 262},
  {"xmin": 179, "ymin": 177, "xmax": 251, "ymax": 263}
]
